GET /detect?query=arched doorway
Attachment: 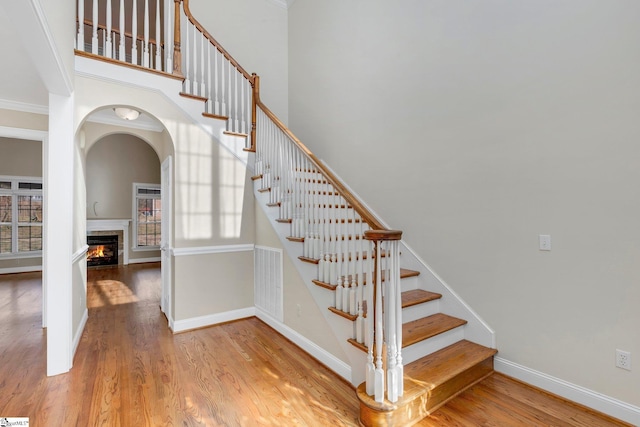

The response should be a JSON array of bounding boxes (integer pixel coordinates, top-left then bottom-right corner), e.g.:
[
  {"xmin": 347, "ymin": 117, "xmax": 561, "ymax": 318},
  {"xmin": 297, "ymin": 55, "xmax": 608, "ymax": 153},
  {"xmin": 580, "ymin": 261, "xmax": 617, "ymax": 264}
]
[{"xmin": 79, "ymin": 106, "xmax": 174, "ymax": 325}]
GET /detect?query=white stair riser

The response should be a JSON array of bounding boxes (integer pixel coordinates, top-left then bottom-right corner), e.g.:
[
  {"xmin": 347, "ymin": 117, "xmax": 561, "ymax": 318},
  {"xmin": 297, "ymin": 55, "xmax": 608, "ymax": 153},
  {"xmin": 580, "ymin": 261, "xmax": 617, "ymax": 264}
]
[
  {"xmin": 401, "ymin": 326, "xmax": 465, "ymax": 366},
  {"xmin": 401, "ymin": 299, "xmax": 440, "ymax": 324}
]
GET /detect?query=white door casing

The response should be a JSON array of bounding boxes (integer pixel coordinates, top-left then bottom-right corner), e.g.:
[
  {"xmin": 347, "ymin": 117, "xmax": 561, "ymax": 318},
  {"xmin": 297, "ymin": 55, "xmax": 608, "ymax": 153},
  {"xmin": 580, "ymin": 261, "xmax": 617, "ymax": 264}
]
[{"xmin": 160, "ymin": 155, "xmax": 172, "ymax": 321}]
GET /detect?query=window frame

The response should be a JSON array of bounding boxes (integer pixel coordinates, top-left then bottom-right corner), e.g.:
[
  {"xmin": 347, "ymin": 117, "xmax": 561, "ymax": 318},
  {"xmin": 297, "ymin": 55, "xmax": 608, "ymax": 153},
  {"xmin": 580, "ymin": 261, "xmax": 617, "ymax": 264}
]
[
  {"xmin": 132, "ymin": 182, "xmax": 161, "ymax": 251},
  {"xmin": 0, "ymin": 175, "xmax": 43, "ymax": 259}
]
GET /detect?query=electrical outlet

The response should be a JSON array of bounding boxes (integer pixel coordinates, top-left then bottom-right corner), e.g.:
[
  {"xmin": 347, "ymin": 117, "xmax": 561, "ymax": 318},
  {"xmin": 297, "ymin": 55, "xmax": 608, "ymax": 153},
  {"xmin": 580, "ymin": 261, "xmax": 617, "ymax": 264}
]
[{"xmin": 616, "ymin": 349, "xmax": 631, "ymax": 371}]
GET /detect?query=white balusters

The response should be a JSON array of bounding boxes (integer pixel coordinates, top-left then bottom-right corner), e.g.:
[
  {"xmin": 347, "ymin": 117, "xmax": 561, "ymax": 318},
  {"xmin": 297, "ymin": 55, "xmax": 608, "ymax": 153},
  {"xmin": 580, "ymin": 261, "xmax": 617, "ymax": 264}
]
[
  {"xmin": 374, "ymin": 240, "xmax": 385, "ymax": 403},
  {"xmin": 92, "ymin": 0, "xmax": 99, "ymax": 54},
  {"xmin": 183, "ymin": 12, "xmax": 190, "ymax": 92},
  {"xmin": 155, "ymin": 0, "xmax": 162, "ymax": 70},
  {"xmin": 164, "ymin": 0, "xmax": 173, "ymax": 72},
  {"xmin": 131, "ymin": 0, "xmax": 138, "ymax": 65},
  {"xmin": 105, "ymin": 0, "xmax": 112, "ymax": 58},
  {"xmin": 77, "ymin": 0, "xmax": 85, "ymax": 50},
  {"xmin": 199, "ymin": 32, "xmax": 206, "ymax": 96},
  {"xmin": 118, "ymin": 0, "xmax": 125, "ymax": 60},
  {"xmin": 143, "ymin": 0, "xmax": 150, "ymax": 67}
]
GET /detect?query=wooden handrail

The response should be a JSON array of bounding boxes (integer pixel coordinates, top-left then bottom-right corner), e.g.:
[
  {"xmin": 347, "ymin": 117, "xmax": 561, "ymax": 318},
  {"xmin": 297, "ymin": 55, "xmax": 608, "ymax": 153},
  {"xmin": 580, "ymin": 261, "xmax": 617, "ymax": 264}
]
[
  {"xmin": 364, "ymin": 230, "xmax": 402, "ymax": 241},
  {"xmin": 181, "ymin": 0, "xmax": 254, "ymax": 83},
  {"xmin": 80, "ymin": 18, "xmax": 164, "ymax": 47},
  {"xmin": 256, "ymin": 100, "xmax": 389, "ymax": 232}
]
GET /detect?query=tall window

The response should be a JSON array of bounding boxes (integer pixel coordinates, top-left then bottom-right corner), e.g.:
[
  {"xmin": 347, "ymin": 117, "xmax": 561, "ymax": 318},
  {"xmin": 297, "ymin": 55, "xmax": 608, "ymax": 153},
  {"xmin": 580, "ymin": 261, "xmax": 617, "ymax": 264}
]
[
  {"xmin": 0, "ymin": 176, "xmax": 43, "ymax": 256},
  {"xmin": 133, "ymin": 183, "xmax": 161, "ymax": 249}
]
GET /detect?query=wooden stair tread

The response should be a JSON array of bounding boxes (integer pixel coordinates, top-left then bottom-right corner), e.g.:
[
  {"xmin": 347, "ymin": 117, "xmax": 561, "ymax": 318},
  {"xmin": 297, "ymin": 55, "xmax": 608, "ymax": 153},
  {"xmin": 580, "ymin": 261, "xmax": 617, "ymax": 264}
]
[
  {"xmin": 328, "ymin": 290, "xmax": 441, "ymax": 321},
  {"xmin": 403, "ymin": 313, "xmax": 467, "ymax": 348},
  {"xmin": 404, "ymin": 340, "xmax": 497, "ymax": 389},
  {"xmin": 312, "ymin": 268, "xmax": 420, "ymax": 290},
  {"xmin": 223, "ymin": 130, "xmax": 248, "ymax": 138},
  {"xmin": 179, "ymin": 92, "xmax": 207, "ymax": 102},
  {"xmin": 348, "ymin": 313, "xmax": 466, "ymax": 352},
  {"xmin": 402, "ymin": 289, "xmax": 441, "ymax": 307},
  {"xmin": 357, "ymin": 340, "xmax": 497, "ymax": 414},
  {"xmin": 202, "ymin": 112, "xmax": 228, "ymax": 121}
]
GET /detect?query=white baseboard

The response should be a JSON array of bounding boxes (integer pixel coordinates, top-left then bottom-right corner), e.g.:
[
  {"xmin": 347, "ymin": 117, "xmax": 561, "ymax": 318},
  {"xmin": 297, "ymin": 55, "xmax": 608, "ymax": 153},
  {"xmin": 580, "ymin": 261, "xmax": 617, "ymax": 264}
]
[
  {"xmin": 495, "ymin": 357, "xmax": 640, "ymax": 426},
  {"xmin": 72, "ymin": 308, "xmax": 89, "ymax": 357},
  {"xmin": 172, "ymin": 307, "xmax": 255, "ymax": 333},
  {"xmin": 256, "ymin": 308, "xmax": 352, "ymax": 383},
  {"xmin": 0, "ymin": 265, "xmax": 43, "ymax": 275},
  {"xmin": 128, "ymin": 257, "xmax": 161, "ymax": 264}
]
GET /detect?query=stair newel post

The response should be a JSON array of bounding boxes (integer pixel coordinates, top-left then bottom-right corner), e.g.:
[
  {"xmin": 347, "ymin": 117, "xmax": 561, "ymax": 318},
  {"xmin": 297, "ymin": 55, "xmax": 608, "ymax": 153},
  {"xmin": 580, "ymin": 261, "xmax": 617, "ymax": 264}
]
[
  {"xmin": 172, "ymin": 0, "xmax": 182, "ymax": 75},
  {"xmin": 364, "ymin": 229, "xmax": 403, "ymax": 403}
]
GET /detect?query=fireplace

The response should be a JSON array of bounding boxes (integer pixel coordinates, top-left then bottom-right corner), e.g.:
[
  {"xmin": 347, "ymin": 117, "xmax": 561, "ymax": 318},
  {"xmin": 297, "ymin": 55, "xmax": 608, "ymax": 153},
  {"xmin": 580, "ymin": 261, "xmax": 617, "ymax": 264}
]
[{"xmin": 87, "ymin": 234, "xmax": 119, "ymax": 267}]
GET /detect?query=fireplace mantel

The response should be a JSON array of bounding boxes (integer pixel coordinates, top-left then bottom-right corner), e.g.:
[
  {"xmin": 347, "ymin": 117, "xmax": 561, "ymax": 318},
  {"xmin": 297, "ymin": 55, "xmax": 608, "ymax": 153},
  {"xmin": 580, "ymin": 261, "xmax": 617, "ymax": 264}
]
[{"xmin": 86, "ymin": 219, "xmax": 131, "ymax": 265}]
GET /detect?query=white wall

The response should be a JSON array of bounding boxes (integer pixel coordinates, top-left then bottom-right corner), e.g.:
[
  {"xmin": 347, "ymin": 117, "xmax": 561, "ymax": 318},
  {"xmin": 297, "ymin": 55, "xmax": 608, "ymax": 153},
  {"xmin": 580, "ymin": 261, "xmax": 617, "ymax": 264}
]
[
  {"xmin": 188, "ymin": 0, "xmax": 289, "ymax": 124},
  {"xmin": 289, "ymin": 0, "xmax": 640, "ymax": 407},
  {"xmin": 255, "ymin": 203, "xmax": 348, "ymax": 363},
  {"xmin": 75, "ymin": 74, "xmax": 256, "ymax": 324}
]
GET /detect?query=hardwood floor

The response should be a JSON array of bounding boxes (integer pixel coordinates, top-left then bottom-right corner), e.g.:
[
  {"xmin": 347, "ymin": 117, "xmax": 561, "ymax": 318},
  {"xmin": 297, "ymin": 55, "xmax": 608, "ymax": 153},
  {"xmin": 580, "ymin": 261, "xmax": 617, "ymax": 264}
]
[{"xmin": 0, "ymin": 265, "xmax": 631, "ymax": 426}]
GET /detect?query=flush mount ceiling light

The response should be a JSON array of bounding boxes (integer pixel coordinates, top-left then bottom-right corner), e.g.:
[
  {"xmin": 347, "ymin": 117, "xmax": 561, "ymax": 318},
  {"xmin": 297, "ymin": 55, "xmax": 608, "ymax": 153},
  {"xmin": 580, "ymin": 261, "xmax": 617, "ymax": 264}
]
[{"xmin": 113, "ymin": 107, "xmax": 140, "ymax": 121}]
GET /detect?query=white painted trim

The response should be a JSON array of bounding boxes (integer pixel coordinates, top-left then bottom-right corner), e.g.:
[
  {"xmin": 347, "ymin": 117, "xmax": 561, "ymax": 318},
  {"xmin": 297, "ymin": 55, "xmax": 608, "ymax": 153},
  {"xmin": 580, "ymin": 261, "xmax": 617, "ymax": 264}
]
[
  {"xmin": 0, "ymin": 126, "xmax": 47, "ymax": 141},
  {"xmin": 72, "ymin": 245, "xmax": 89, "ymax": 264},
  {"xmin": 172, "ymin": 244, "xmax": 254, "ymax": 256},
  {"xmin": 172, "ymin": 307, "xmax": 255, "ymax": 333},
  {"xmin": 256, "ymin": 308, "xmax": 352, "ymax": 382},
  {"xmin": 45, "ymin": 92, "xmax": 74, "ymax": 376},
  {"xmin": 86, "ymin": 114, "xmax": 164, "ymax": 133},
  {"xmin": 495, "ymin": 357, "xmax": 640, "ymax": 426},
  {"xmin": 72, "ymin": 308, "xmax": 89, "ymax": 356},
  {"xmin": 86, "ymin": 219, "xmax": 131, "ymax": 265},
  {"xmin": 129, "ymin": 257, "xmax": 161, "ymax": 264},
  {"xmin": 0, "ymin": 265, "xmax": 43, "ymax": 275},
  {"xmin": 0, "ymin": 99, "xmax": 48, "ymax": 115}
]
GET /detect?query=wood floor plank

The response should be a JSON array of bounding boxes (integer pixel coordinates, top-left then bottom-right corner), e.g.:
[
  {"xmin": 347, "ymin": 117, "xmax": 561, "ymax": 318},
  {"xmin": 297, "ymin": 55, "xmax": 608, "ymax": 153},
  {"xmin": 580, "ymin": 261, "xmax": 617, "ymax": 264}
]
[{"xmin": 0, "ymin": 266, "xmax": 631, "ymax": 426}]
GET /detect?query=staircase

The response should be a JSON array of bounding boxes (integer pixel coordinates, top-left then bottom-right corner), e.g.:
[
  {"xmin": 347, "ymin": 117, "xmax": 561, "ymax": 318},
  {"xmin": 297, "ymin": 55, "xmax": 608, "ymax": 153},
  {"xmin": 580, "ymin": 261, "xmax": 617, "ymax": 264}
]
[{"xmin": 76, "ymin": 0, "xmax": 497, "ymax": 425}]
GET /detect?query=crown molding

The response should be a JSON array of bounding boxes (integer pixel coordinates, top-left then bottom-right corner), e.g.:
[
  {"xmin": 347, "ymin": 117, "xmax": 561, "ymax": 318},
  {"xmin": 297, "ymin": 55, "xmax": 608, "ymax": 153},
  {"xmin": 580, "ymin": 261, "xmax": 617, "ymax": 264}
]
[{"xmin": 0, "ymin": 98, "xmax": 48, "ymax": 115}]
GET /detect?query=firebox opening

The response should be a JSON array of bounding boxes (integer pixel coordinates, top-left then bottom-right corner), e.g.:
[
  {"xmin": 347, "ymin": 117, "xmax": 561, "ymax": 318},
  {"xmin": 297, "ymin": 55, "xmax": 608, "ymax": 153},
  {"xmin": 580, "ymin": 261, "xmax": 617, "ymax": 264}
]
[{"xmin": 87, "ymin": 234, "xmax": 119, "ymax": 267}]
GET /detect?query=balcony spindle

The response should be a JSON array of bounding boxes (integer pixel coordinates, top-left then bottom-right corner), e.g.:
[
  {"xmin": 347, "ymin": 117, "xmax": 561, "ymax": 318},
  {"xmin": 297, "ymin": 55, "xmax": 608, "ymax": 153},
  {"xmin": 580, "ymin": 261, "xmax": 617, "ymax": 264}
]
[
  {"xmin": 131, "ymin": 0, "xmax": 138, "ymax": 64},
  {"xmin": 77, "ymin": 0, "xmax": 85, "ymax": 50},
  {"xmin": 92, "ymin": 0, "xmax": 99, "ymax": 54},
  {"xmin": 143, "ymin": 0, "xmax": 149, "ymax": 67},
  {"xmin": 155, "ymin": 0, "xmax": 162, "ymax": 70}
]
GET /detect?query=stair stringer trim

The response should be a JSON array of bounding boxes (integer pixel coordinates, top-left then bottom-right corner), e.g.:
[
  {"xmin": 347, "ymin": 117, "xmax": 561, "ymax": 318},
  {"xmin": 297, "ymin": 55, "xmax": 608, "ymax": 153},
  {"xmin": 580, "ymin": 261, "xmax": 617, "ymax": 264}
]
[
  {"xmin": 319, "ymin": 160, "xmax": 496, "ymax": 349},
  {"xmin": 254, "ymin": 184, "xmax": 369, "ymax": 386},
  {"xmin": 74, "ymin": 55, "xmax": 249, "ymax": 166}
]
